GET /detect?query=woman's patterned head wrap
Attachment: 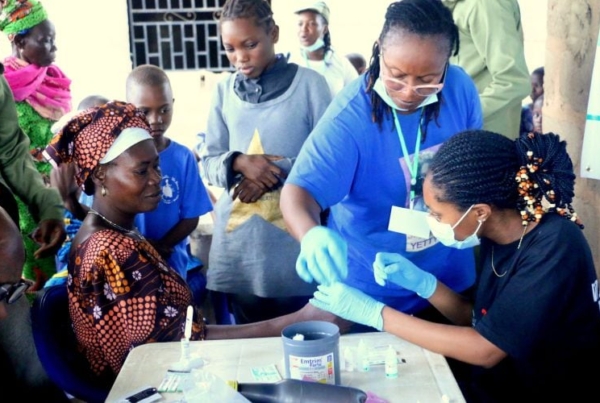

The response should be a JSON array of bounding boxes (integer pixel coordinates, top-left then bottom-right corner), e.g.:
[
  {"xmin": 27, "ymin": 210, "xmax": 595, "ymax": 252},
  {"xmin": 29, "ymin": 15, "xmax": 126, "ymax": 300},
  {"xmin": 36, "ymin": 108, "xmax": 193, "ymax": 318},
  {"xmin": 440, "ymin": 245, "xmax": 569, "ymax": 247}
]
[
  {"xmin": 0, "ymin": 0, "xmax": 48, "ymax": 42},
  {"xmin": 44, "ymin": 100, "xmax": 151, "ymax": 187}
]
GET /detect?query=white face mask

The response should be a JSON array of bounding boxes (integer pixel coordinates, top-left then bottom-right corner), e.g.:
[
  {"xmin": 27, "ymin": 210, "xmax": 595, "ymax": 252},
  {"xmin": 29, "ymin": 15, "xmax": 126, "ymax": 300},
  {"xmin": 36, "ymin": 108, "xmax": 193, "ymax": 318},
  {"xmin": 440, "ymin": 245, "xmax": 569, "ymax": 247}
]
[
  {"xmin": 426, "ymin": 205, "xmax": 482, "ymax": 250},
  {"xmin": 373, "ymin": 78, "xmax": 438, "ymax": 112},
  {"xmin": 302, "ymin": 37, "xmax": 325, "ymax": 53}
]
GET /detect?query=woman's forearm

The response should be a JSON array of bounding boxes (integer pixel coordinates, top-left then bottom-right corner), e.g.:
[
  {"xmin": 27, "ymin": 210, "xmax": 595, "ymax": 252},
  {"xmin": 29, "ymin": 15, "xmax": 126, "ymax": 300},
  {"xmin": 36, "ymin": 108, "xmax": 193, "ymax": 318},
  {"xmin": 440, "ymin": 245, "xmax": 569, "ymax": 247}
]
[{"xmin": 280, "ymin": 184, "xmax": 322, "ymax": 241}]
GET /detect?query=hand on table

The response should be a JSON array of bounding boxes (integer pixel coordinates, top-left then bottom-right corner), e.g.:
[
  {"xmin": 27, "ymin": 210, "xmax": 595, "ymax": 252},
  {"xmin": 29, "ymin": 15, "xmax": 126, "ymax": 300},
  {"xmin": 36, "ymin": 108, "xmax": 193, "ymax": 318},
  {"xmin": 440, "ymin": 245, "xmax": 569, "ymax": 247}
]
[
  {"xmin": 373, "ymin": 252, "xmax": 437, "ymax": 298},
  {"xmin": 310, "ymin": 282, "xmax": 385, "ymax": 331},
  {"xmin": 296, "ymin": 226, "xmax": 348, "ymax": 285}
]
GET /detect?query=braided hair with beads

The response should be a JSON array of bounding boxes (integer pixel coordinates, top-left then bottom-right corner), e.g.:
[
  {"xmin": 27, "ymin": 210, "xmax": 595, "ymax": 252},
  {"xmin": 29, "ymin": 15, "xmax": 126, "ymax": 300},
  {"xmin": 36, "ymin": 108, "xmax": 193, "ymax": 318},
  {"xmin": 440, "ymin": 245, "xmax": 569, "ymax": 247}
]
[
  {"xmin": 366, "ymin": 0, "xmax": 459, "ymax": 137},
  {"xmin": 219, "ymin": 0, "xmax": 275, "ymax": 33},
  {"xmin": 428, "ymin": 130, "xmax": 584, "ymax": 229},
  {"xmin": 515, "ymin": 132, "xmax": 582, "ymax": 228}
]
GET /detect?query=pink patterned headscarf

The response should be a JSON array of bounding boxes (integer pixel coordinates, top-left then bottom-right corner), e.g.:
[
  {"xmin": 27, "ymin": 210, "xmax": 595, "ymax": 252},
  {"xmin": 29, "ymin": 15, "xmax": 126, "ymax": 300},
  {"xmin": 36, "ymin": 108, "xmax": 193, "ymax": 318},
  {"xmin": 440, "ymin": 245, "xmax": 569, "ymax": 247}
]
[{"xmin": 3, "ymin": 56, "xmax": 71, "ymax": 120}]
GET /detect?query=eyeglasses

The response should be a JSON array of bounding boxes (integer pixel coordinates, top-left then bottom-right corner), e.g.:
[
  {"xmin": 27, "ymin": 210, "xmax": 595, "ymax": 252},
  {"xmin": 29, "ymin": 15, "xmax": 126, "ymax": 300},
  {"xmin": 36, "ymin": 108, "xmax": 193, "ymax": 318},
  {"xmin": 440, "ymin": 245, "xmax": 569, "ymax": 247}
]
[
  {"xmin": 379, "ymin": 55, "xmax": 447, "ymax": 97},
  {"xmin": 0, "ymin": 280, "xmax": 32, "ymax": 304}
]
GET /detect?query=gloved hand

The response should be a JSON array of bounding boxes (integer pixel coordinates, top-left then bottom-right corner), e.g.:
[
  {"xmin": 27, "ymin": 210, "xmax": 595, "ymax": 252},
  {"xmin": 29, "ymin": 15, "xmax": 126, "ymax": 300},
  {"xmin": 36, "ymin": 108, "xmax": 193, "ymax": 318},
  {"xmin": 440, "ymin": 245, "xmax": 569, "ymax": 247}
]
[
  {"xmin": 373, "ymin": 252, "xmax": 437, "ymax": 298},
  {"xmin": 310, "ymin": 283, "xmax": 385, "ymax": 331},
  {"xmin": 296, "ymin": 226, "xmax": 348, "ymax": 286}
]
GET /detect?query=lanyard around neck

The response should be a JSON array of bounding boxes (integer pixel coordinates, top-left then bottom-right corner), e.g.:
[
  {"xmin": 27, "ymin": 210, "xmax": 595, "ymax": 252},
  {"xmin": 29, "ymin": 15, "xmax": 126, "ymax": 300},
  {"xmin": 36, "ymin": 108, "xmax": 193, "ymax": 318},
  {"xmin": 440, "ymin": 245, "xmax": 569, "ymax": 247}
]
[{"xmin": 392, "ymin": 108, "xmax": 424, "ymax": 209}]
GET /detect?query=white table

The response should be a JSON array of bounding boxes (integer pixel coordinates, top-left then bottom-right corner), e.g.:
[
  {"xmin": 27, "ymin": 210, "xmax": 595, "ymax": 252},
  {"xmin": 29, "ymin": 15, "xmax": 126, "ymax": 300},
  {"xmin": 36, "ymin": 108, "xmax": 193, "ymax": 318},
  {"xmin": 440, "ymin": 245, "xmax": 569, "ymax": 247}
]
[{"xmin": 106, "ymin": 332, "xmax": 465, "ymax": 403}]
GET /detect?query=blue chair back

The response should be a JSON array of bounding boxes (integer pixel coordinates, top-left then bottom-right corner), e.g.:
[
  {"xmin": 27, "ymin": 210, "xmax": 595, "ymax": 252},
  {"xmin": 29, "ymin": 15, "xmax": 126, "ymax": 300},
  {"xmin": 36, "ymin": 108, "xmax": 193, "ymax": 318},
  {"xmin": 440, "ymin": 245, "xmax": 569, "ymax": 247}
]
[{"xmin": 31, "ymin": 285, "xmax": 111, "ymax": 403}]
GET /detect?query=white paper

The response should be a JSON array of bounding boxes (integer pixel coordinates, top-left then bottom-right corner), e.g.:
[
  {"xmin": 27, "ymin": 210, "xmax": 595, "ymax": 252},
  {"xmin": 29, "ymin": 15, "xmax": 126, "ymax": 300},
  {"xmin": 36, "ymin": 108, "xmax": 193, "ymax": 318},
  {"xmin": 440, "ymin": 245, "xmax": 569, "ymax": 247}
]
[
  {"xmin": 388, "ymin": 206, "xmax": 431, "ymax": 239},
  {"xmin": 581, "ymin": 34, "xmax": 600, "ymax": 180}
]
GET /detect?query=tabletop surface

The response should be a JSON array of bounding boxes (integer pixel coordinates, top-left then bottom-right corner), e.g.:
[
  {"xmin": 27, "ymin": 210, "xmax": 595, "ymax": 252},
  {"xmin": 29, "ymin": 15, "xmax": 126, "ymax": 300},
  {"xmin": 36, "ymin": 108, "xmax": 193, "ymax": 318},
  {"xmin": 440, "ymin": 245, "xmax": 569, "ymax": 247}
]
[{"xmin": 106, "ymin": 331, "xmax": 465, "ymax": 403}]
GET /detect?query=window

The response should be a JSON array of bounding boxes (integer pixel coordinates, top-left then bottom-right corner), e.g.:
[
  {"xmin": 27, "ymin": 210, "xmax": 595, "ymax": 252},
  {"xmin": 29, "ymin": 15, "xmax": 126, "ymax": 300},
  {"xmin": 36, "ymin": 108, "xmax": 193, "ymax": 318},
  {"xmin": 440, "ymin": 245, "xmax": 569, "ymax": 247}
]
[{"xmin": 127, "ymin": 0, "xmax": 231, "ymax": 71}]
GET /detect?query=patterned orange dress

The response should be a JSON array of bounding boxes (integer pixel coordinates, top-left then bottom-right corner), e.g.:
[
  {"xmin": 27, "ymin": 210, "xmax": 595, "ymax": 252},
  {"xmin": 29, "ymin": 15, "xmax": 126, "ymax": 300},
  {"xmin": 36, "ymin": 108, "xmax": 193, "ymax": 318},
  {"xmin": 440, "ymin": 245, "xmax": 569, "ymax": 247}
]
[{"xmin": 68, "ymin": 229, "xmax": 205, "ymax": 380}]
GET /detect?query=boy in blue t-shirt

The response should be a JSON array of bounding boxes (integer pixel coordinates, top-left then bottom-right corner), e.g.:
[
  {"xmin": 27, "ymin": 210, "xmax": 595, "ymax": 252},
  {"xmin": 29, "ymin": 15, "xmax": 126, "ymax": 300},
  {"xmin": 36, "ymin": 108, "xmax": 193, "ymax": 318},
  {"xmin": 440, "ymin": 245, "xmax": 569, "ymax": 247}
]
[
  {"xmin": 126, "ymin": 65, "xmax": 213, "ymax": 307},
  {"xmin": 49, "ymin": 84, "xmax": 213, "ymax": 307}
]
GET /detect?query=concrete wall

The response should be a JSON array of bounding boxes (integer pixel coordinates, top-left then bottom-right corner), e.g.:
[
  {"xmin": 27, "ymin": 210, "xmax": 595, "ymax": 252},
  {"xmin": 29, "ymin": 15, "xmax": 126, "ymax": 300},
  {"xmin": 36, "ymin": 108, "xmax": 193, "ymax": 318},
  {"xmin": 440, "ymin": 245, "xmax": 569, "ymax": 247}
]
[
  {"xmin": 519, "ymin": 0, "xmax": 548, "ymax": 75},
  {"xmin": 545, "ymin": 0, "xmax": 600, "ymax": 275}
]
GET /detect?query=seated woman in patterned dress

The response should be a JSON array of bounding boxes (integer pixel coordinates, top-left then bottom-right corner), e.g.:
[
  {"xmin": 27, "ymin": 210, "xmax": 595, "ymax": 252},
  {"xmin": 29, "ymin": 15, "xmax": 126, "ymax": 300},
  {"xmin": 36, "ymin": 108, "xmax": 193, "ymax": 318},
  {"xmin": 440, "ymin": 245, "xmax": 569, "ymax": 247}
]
[{"xmin": 44, "ymin": 101, "xmax": 342, "ymax": 384}]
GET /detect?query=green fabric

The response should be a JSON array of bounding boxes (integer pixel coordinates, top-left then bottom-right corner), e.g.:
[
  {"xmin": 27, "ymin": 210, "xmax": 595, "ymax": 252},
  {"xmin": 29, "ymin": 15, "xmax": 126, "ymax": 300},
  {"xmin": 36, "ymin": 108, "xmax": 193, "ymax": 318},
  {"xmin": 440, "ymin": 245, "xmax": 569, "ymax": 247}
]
[
  {"xmin": 15, "ymin": 101, "xmax": 53, "ymax": 175},
  {"xmin": 18, "ymin": 217, "xmax": 56, "ymax": 282},
  {"xmin": 0, "ymin": 73, "xmax": 63, "ymax": 283},
  {"xmin": 0, "ymin": 74, "xmax": 62, "ymax": 221},
  {"xmin": 0, "ymin": 0, "xmax": 48, "ymax": 35},
  {"xmin": 442, "ymin": 0, "xmax": 530, "ymax": 138},
  {"xmin": 14, "ymin": 102, "xmax": 56, "ymax": 281}
]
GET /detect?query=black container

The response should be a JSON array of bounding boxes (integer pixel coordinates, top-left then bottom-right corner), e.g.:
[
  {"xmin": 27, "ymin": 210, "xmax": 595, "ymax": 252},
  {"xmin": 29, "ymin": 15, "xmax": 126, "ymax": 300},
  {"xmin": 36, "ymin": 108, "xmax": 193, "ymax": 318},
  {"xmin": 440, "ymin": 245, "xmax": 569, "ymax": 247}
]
[{"xmin": 237, "ymin": 379, "xmax": 367, "ymax": 403}]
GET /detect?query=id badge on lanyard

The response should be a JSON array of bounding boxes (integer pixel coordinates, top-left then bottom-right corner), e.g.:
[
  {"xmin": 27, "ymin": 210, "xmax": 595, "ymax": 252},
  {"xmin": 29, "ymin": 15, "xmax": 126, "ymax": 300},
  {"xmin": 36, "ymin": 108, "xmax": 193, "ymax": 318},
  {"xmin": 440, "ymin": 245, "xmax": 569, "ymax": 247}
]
[
  {"xmin": 387, "ymin": 109, "xmax": 431, "ymax": 240},
  {"xmin": 389, "ymin": 205, "xmax": 431, "ymax": 239}
]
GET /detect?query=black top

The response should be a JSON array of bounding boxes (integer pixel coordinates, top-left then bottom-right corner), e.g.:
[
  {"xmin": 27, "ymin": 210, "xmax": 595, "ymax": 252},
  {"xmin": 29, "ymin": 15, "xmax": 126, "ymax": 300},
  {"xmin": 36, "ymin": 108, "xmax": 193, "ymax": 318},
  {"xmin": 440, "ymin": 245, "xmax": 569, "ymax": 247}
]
[{"xmin": 467, "ymin": 213, "xmax": 600, "ymax": 402}]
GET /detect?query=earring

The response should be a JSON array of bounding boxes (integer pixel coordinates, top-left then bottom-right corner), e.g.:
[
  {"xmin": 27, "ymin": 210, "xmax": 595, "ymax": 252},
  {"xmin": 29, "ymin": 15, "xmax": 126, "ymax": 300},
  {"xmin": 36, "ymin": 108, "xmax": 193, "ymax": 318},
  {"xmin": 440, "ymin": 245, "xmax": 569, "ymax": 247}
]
[{"xmin": 101, "ymin": 185, "xmax": 107, "ymax": 197}]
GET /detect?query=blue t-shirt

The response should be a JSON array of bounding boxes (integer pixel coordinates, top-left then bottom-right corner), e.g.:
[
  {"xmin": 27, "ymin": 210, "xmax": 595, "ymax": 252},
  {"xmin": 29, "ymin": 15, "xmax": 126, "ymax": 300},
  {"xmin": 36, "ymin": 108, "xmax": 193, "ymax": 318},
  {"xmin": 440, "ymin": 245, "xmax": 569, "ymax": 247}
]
[
  {"xmin": 287, "ymin": 65, "xmax": 483, "ymax": 314},
  {"xmin": 135, "ymin": 140, "xmax": 212, "ymax": 276}
]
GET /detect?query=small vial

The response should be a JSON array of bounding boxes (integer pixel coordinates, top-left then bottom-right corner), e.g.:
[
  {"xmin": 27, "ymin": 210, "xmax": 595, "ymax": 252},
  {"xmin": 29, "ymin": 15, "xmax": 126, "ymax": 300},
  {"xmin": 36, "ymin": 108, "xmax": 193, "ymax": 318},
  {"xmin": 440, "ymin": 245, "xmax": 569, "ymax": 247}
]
[
  {"xmin": 357, "ymin": 339, "xmax": 370, "ymax": 372},
  {"xmin": 343, "ymin": 347, "xmax": 355, "ymax": 372},
  {"xmin": 385, "ymin": 345, "xmax": 398, "ymax": 379},
  {"xmin": 180, "ymin": 338, "xmax": 190, "ymax": 361}
]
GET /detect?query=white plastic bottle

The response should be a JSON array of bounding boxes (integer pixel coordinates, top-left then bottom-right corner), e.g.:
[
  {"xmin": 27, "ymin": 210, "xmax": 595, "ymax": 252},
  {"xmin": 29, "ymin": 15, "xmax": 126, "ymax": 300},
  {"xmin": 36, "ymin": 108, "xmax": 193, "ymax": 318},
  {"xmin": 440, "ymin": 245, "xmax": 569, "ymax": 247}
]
[
  {"xmin": 357, "ymin": 339, "xmax": 370, "ymax": 372},
  {"xmin": 385, "ymin": 345, "xmax": 398, "ymax": 379}
]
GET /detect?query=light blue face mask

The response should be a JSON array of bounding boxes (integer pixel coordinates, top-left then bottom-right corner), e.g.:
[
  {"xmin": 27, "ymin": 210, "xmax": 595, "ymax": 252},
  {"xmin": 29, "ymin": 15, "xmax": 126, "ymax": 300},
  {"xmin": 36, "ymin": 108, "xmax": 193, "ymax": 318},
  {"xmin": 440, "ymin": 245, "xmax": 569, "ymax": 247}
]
[
  {"xmin": 426, "ymin": 205, "xmax": 483, "ymax": 250},
  {"xmin": 373, "ymin": 78, "xmax": 438, "ymax": 112},
  {"xmin": 302, "ymin": 37, "xmax": 325, "ymax": 53}
]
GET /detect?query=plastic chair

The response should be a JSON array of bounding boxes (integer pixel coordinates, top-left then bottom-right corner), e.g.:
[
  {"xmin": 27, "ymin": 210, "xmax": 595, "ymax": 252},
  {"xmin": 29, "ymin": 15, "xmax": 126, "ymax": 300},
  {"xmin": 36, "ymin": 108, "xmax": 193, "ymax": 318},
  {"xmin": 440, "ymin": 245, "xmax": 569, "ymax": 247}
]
[{"xmin": 31, "ymin": 285, "xmax": 111, "ymax": 403}]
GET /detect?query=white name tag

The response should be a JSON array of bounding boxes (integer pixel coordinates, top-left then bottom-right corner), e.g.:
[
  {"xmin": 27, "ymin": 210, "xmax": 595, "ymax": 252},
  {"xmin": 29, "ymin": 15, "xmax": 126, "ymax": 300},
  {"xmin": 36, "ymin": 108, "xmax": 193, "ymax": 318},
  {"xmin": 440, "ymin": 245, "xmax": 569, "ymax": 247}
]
[{"xmin": 388, "ymin": 206, "xmax": 431, "ymax": 239}]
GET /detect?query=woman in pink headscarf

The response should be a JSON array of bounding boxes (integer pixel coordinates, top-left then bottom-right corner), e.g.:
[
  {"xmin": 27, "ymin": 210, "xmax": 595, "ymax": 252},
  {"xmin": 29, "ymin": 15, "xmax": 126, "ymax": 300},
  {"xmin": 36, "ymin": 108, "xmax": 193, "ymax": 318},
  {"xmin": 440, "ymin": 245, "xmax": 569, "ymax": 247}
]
[{"xmin": 0, "ymin": 0, "xmax": 72, "ymax": 287}]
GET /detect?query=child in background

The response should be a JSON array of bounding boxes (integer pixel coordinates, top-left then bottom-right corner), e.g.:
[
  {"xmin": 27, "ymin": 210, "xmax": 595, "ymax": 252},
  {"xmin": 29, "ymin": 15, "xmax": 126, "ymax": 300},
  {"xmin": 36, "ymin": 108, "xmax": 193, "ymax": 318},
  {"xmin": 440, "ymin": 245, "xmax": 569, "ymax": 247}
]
[
  {"xmin": 346, "ymin": 52, "xmax": 367, "ymax": 75},
  {"xmin": 530, "ymin": 66, "xmax": 544, "ymax": 103},
  {"xmin": 201, "ymin": 0, "xmax": 332, "ymax": 324},
  {"xmin": 532, "ymin": 94, "xmax": 543, "ymax": 133},
  {"xmin": 520, "ymin": 66, "xmax": 544, "ymax": 136},
  {"xmin": 126, "ymin": 64, "xmax": 213, "ymax": 308}
]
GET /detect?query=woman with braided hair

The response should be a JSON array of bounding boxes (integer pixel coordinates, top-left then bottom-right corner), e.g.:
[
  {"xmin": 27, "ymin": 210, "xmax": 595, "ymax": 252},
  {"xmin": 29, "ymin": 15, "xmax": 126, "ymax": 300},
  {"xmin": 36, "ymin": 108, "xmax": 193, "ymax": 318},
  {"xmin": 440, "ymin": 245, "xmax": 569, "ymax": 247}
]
[
  {"xmin": 282, "ymin": 0, "xmax": 482, "ymax": 324},
  {"xmin": 202, "ymin": 0, "xmax": 332, "ymax": 324},
  {"xmin": 312, "ymin": 130, "xmax": 600, "ymax": 402}
]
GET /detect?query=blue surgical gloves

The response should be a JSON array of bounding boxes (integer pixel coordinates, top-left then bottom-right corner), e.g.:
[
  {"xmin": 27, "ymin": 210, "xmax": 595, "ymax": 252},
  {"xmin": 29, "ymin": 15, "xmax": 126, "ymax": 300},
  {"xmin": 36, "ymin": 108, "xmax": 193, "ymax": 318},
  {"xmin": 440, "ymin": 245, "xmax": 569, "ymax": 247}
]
[
  {"xmin": 299, "ymin": 228, "xmax": 435, "ymax": 329},
  {"xmin": 310, "ymin": 283, "xmax": 385, "ymax": 331},
  {"xmin": 296, "ymin": 226, "xmax": 348, "ymax": 286},
  {"xmin": 373, "ymin": 252, "xmax": 437, "ymax": 298}
]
